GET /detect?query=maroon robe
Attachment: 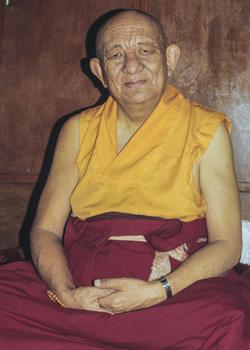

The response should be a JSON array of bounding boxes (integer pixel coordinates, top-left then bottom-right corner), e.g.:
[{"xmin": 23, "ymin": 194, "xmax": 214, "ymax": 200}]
[{"xmin": 0, "ymin": 213, "xmax": 249, "ymax": 349}]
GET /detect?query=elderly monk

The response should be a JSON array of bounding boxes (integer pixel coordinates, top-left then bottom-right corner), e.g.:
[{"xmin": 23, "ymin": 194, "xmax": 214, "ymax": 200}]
[{"xmin": 0, "ymin": 8, "xmax": 249, "ymax": 350}]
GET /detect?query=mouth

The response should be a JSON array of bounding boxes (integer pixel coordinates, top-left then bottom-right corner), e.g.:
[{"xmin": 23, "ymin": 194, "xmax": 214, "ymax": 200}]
[{"xmin": 124, "ymin": 80, "xmax": 147, "ymax": 88}]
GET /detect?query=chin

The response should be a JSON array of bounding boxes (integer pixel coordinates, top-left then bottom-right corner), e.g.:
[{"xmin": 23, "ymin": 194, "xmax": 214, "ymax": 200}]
[{"xmin": 127, "ymin": 94, "xmax": 159, "ymax": 106}]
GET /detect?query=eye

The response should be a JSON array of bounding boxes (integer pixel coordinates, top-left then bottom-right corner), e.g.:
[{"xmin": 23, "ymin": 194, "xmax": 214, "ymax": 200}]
[
  {"xmin": 106, "ymin": 50, "xmax": 123, "ymax": 60},
  {"xmin": 112, "ymin": 52, "xmax": 122, "ymax": 59},
  {"xmin": 138, "ymin": 48, "xmax": 154, "ymax": 56}
]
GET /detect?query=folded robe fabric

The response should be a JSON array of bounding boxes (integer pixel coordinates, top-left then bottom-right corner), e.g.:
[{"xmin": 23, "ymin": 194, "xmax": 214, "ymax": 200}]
[{"xmin": 0, "ymin": 213, "xmax": 250, "ymax": 349}]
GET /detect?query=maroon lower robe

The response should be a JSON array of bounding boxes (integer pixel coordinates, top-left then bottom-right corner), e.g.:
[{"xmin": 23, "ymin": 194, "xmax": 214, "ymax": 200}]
[{"xmin": 0, "ymin": 213, "xmax": 249, "ymax": 350}]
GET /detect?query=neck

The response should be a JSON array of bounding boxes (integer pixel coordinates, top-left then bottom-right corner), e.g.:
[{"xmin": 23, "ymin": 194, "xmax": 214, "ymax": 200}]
[{"xmin": 117, "ymin": 96, "xmax": 162, "ymax": 127}]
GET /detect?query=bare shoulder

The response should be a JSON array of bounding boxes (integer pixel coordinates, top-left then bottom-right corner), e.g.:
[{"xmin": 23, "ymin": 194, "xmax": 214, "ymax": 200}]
[
  {"xmin": 200, "ymin": 121, "xmax": 241, "ymax": 242},
  {"xmin": 55, "ymin": 114, "xmax": 80, "ymax": 162},
  {"xmin": 33, "ymin": 114, "xmax": 81, "ymax": 234},
  {"xmin": 200, "ymin": 120, "xmax": 236, "ymax": 190},
  {"xmin": 41, "ymin": 113, "xmax": 82, "ymax": 208},
  {"xmin": 199, "ymin": 121, "xmax": 237, "ymax": 203},
  {"xmin": 60, "ymin": 114, "xmax": 80, "ymax": 134},
  {"xmin": 200, "ymin": 122, "xmax": 234, "ymax": 173}
]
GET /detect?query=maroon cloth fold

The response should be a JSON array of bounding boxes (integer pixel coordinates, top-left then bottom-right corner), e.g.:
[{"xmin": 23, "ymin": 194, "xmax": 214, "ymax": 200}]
[
  {"xmin": 64, "ymin": 213, "xmax": 208, "ymax": 286},
  {"xmin": 0, "ymin": 213, "xmax": 249, "ymax": 350}
]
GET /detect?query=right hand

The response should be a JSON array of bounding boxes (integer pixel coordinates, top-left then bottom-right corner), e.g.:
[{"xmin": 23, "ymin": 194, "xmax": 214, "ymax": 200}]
[{"xmin": 58, "ymin": 286, "xmax": 116, "ymax": 313}]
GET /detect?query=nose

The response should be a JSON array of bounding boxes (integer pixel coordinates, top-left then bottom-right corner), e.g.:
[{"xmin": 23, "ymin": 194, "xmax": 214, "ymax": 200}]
[{"xmin": 122, "ymin": 51, "xmax": 142, "ymax": 74}]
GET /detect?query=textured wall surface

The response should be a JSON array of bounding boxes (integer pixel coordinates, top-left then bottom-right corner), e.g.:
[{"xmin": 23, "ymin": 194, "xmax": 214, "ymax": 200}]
[
  {"xmin": 1, "ymin": 0, "xmax": 249, "ymax": 183},
  {"xmin": 143, "ymin": 0, "xmax": 250, "ymax": 184},
  {"xmin": 0, "ymin": 0, "xmax": 249, "ymax": 248},
  {"xmin": 0, "ymin": 0, "xmax": 141, "ymax": 177},
  {"xmin": 0, "ymin": 184, "xmax": 34, "ymax": 249}
]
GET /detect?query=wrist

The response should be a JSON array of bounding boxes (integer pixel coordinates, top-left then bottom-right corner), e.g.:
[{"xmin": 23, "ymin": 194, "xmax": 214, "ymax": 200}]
[
  {"xmin": 55, "ymin": 287, "xmax": 76, "ymax": 307},
  {"xmin": 157, "ymin": 276, "xmax": 173, "ymax": 299},
  {"xmin": 47, "ymin": 290, "xmax": 67, "ymax": 307},
  {"xmin": 148, "ymin": 280, "xmax": 167, "ymax": 303},
  {"xmin": 51, "ymin": 280, "xmax": 75, "ymax": 297}
]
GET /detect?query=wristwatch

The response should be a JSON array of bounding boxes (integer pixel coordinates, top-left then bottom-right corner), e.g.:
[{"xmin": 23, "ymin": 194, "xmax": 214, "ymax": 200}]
[{"xmin": 158, "ymin": 276, "xmax": 173, "ymax": 299}]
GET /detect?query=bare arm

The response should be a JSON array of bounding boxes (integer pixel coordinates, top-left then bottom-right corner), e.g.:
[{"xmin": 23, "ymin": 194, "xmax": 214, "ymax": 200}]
[
  {"xmin": 96, "ymin": 123, "xmax": 242, "ymax": 313},
  {"xmin": 166, "ymin": 122, "xmax": 241, "ymax": 295},
  {"xmin": 30, "ymin": 116, "xmax": 114, "ymax": 311},
  {"xmin": 30, "ymin": 116, "xmax": 80, "ymax": 301}
]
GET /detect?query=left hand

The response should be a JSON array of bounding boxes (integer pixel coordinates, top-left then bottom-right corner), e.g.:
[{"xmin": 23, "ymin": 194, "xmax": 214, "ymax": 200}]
[{"xmin": 94, "ymin": 277, "xmax": 166, "ymax": 314}]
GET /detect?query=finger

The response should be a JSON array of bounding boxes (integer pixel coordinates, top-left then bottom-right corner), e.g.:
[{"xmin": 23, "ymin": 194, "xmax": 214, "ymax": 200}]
[
  {"xmin": 98, "ymin": 301, "xmax": 126, "ymax": 314},
  {"xmin": 94, "ymin": 306, "xmax": 114, "ymax": 314},
  {"xmin": 98, "ymin": 294, "xmax": 114, "ymax": 308},
  {"xmin": 85, "ymin": 305, "xmax": 114, "ymax": 314},
  {"xmin": 98, "ymin": 293, "xmax": 124, "ymax": 311},
  {"xmin": 94, "ymin": 278, "xmax": 124, "ymax": 290},
  {"xmin": 93, "ymin": 300, "xmax": 115, "ymax": 314},
  {"xmin": 94, "ymin": 289, "xmax": 116, "ymax": 299}
]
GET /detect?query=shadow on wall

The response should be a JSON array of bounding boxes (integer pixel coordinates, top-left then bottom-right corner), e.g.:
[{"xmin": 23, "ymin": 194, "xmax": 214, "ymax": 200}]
[{"xmin": 18, "ymin": 10, "xmax": 127, "ymax": 258}]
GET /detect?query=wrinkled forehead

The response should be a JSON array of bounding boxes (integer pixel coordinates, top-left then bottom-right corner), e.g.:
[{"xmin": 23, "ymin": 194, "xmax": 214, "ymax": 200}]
[{"xmin": 101, "ymin": 13, "xmax": 162, "ymax": 49}]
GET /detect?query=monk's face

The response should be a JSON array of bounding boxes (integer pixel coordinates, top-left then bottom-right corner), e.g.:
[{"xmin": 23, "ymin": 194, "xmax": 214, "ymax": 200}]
[{"xmin": 98, "ymin": 13, "xmax": 168, "ymax": 107}]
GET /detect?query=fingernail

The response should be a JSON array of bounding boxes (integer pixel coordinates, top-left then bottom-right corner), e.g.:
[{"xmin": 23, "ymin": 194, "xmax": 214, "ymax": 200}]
[{"xmin": 94, "ymin": 279, "xmax": 101, "ymax": 287}]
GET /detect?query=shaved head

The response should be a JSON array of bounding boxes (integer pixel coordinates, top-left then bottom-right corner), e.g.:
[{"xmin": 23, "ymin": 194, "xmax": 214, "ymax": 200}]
[{"xmin": 95, "ymin": 9, "xmax": 169, "ymax": 61}]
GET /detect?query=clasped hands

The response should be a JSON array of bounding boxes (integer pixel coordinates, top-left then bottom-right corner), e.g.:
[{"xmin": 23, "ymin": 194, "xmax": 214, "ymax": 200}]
[{"xmin": 60, "ymin": 278, "xmax": 166, "ymax": 314}]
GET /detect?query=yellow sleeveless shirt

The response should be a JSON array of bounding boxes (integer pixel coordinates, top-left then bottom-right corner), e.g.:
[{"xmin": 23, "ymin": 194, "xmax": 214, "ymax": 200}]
[{"xmin": 70, "ymin": 85, "xmax": 231, "ymax": 222}]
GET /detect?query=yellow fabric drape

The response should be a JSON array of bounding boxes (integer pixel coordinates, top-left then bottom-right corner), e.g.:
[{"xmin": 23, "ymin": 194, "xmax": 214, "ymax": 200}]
[{"xmin": 70, "ymin": 85, "xmax": 231, "ymax": 221}]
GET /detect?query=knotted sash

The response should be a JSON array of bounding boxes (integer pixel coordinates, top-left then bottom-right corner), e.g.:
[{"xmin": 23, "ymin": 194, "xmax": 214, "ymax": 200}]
[{"xmin": 64, "ymin": 213, "xmax": 208, "ymax": 287}]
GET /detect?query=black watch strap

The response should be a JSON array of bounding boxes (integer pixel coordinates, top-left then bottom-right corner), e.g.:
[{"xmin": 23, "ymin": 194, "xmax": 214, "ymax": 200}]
[{"xmin": 158, "ymin": 276, "xmax": 173, "ymax": 299}]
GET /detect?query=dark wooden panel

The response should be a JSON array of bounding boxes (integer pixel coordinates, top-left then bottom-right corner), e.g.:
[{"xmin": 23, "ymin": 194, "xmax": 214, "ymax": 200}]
[
  {"xmin": 0, "ymin": 184, "xmax": 34, "ymax": 249},
  {"xmin": 0, "ymin": 0, "xmax": 141, "ymax": 176},
  {"xmin": 1, "ymin": 0, "xmax": 249, "ymax": 184},
  {"xmin": 142, "ymin": 0, "xmax": 250, "ymax": 184},
  {"xmin": 0, "ymin": 1, "xmax": 249, "ymax": 252},
  {"xmin": 0, "ymin": 175, "xmax": 38, "ymax": 183}
]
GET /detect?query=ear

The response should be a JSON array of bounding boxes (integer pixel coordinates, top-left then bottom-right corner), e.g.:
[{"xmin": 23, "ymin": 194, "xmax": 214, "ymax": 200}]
[
  {"xmin": 166, "ymin": 45, "xmax": 180, "ymax": 77},
  {"xmin": 90, "ymin": 58, "xmax": 107, "ymax": 88}
]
